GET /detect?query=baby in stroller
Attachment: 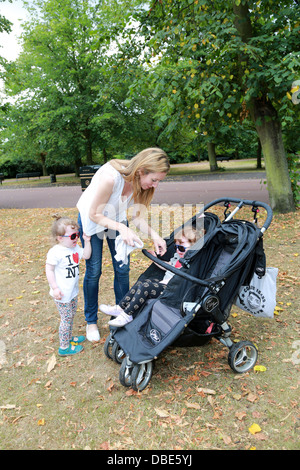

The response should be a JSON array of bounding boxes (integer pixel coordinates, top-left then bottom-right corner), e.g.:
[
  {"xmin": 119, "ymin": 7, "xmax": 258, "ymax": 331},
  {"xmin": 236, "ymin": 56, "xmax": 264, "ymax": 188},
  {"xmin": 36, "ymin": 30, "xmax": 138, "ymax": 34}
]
[{"xmin": 100, "ymin": 226, "xmax": 203, "ymax": 327}]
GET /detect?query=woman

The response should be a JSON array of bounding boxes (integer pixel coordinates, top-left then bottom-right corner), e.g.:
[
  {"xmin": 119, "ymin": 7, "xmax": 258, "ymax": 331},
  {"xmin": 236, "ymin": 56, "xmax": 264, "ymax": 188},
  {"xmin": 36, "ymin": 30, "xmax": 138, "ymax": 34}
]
[{"xmin": 77, "ymin": 147, "xmax": 170, "ymax": 342}]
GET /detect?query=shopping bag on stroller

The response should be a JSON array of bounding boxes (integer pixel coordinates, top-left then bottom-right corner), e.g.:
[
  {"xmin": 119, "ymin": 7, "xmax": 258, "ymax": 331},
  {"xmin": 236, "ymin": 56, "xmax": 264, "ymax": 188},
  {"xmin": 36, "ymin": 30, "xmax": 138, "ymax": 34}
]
[{"xmin": 234, "ymin": 267, "xmax": 278, "ymax": 318}]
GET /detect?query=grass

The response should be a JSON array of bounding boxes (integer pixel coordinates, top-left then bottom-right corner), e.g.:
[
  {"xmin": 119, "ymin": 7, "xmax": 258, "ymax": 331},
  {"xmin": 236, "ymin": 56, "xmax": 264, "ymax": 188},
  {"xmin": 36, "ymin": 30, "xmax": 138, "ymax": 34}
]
[
  {"xmin": 0, "ymin": 158, "xmax": 265, "ymax": 188},
  {"xmin": 0, "ymin": 204, "xmax": 299, "ymax": 450}
]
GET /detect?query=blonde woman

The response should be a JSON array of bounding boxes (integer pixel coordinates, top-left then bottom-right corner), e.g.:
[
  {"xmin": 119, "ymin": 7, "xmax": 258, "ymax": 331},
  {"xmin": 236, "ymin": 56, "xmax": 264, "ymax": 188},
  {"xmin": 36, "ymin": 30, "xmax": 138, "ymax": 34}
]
[{"xmin": 77, "ymin": 148, "xmax": 170, "ymax": 342}]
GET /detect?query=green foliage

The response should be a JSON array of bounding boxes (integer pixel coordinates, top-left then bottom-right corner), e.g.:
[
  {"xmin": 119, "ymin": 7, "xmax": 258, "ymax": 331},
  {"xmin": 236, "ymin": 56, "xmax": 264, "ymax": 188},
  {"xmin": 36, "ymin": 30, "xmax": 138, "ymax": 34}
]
[{"xmin": 287, "ymin": 153, "xmax": 300, "ymax": 205}]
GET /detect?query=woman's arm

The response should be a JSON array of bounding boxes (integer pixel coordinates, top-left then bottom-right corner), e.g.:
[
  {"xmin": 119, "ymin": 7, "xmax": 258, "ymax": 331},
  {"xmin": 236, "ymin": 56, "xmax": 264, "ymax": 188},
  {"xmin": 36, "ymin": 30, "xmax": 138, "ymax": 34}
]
[
  {"xmin": 131, "ymin": 215, "xmax": 167, "ymax": 255},
  {"xmin": 88, "ymin": 174, "xmax": 141, "ymax": 246}
]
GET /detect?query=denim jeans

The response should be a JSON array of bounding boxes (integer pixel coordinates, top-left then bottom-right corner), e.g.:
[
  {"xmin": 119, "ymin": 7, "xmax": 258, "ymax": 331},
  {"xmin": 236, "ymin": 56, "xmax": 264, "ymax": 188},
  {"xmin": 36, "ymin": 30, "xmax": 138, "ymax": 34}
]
[{"xmin": 78, "ymin": 214, "xmax": 130, "ymax": 325}]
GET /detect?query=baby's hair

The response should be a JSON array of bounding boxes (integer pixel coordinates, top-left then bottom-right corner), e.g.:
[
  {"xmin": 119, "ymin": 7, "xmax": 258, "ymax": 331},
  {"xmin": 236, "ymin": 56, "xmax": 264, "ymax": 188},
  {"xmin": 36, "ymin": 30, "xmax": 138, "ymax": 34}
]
[
  {"xmin": 51, "ymin": 214, "xmax": 79, "ymax": 240},
  {"xmin": 174, "ymin": 226, "xmax": 203, "ymax": 245}
]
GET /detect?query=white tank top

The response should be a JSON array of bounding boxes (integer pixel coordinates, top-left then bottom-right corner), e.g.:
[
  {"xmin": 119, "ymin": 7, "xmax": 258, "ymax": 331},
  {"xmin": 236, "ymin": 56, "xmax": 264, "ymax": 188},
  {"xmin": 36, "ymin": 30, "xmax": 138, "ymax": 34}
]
[{"xmin": 76, "ymin": 162, "xmax": 133, "ymax": 236}]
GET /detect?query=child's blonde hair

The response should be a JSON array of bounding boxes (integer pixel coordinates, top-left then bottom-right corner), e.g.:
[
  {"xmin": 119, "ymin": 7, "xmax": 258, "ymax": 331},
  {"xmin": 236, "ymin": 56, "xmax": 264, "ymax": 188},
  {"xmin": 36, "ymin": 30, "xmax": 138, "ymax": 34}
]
[
  {"xmin": 51, "ymin": 214, "xmax": 79, "ymax": 241},
  {"xmin": 174, "ymin": 226, "xmax": 203, "ymax": 245}
]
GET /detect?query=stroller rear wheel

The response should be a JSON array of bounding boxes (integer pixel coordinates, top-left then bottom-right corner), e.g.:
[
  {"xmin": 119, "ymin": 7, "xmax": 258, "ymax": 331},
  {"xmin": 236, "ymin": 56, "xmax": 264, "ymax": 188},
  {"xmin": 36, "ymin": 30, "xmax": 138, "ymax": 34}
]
[
  {"xmin": 111, "ymin": 341, "xmax": 126, "ymax": 364},
  {"xmin": 228, "ymin": 340, "xmax": 258, "ymax": 373},
  {"xmin": 131, "ymin": 362, "xmax": 153, "ymax": 392}
]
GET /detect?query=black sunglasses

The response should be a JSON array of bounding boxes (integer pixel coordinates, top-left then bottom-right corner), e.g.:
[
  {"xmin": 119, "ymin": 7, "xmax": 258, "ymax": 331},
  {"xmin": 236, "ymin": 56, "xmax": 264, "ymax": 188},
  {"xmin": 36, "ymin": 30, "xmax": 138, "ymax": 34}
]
[
  {"xmin": 62, "ymin": 232, "xmax": 80, "ymax": 240},
  {"xmin": 174, "ymin": 243, "xmax": 187, "ymax": 253}
]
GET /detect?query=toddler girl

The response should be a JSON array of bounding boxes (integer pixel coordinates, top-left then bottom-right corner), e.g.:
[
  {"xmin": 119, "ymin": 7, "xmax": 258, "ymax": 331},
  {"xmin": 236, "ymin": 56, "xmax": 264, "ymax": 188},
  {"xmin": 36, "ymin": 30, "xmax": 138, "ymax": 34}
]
[
  {"xmin": 100, "ymin": 227, "xmax": 201, "ymax": 327},
  {"xmin": 46, "ymin": 215, "xmax": 92, "ymax": 356}
]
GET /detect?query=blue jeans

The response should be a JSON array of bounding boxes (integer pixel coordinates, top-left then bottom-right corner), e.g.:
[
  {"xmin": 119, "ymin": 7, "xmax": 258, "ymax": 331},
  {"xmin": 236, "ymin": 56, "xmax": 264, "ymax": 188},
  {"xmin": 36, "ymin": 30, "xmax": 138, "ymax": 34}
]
[{"xmin": 78, "ymin": 214, "xmax": 130, "ymax": 325}]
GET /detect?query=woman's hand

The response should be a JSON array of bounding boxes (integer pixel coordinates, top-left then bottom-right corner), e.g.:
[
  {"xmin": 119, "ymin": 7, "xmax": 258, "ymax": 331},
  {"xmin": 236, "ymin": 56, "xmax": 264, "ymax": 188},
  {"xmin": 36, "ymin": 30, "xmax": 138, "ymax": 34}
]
[
  {"xmin": 118, "ymin": 223, "xmax": 142, "ymax": 247},
  {"xmin": 152, "ymin": 234, "xmax": 167, "ymax": 256}
]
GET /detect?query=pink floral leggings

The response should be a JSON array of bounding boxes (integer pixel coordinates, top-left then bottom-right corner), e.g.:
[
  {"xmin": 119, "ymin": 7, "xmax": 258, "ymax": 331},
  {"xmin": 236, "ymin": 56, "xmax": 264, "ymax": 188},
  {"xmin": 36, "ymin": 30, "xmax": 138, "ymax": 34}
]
[{"xmin": 55, "ymin": 297, "xmax": 78, "ymax": 349}]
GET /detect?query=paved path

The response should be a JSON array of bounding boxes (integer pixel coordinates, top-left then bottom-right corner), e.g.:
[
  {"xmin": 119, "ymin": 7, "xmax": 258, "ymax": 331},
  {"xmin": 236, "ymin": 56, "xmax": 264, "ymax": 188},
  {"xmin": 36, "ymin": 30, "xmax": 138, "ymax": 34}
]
[{"xmin": 0, "ymin": 173, "xmax": 269, "ymax": 209}]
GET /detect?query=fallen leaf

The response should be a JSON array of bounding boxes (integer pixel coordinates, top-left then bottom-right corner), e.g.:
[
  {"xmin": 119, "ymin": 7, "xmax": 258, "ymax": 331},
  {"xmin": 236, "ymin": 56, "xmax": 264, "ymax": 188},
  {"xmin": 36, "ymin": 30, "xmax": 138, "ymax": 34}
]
[
  {"xmin": 154, "ymin": 408, "xmax": 169, "ymax": 418},
  {"xmin": 249, "ymin": 423, "xmax": 261, "ymax": 435},
  {"xmin": 197, "ymin": 387, "xmax": 216, "ymax": 395},
  {"xmin": 46, "ymin": 354, "xmax": 57, "ymax": 373},
  {"xmin": 235, "ymin": 411, "xmax": 247, "ymax": 421},
  {"xmin": 222, "ymin": 434, "xmax": 232, "ymax": 445},
  {"xmin": 254, "ymin": 365, "xmax": 267, "ymax": 372},
  {"xmin": 247, "ymin": 393, "xmax": 258, "ymax": 403},
  {"xmin": 0, "ymin": 404, "xmax": 16, "ymax": 410},
  {"xmin": 232, "ymin": 393, "xmax": 242, "ymax": 401},
  {"xmin": 37, "ymin": 418, "xmax": 45, "ymax": 426},
  {"xmin": 185, "ymin": 402, "xmax": 201, "ymax": 410}
]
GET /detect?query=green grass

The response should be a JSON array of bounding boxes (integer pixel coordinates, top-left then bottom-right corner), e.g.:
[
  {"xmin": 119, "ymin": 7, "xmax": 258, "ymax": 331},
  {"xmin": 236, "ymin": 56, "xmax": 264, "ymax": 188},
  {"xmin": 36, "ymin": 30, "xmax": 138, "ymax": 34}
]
[
  {"xmin": 0, "ymin": 159, "xmax": 265, "ymax": 188},
  {"xmin": 0, "ymin": 205, "xmax": 299, "ymax": 450}
]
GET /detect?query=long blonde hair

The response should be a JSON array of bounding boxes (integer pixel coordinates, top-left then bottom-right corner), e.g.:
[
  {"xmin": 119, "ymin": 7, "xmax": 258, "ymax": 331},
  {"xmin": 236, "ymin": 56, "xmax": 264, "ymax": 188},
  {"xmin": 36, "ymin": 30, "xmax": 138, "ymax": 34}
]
[{"xmin": 110, "ymin": 148, "xmax": 170, "ymax": 207}]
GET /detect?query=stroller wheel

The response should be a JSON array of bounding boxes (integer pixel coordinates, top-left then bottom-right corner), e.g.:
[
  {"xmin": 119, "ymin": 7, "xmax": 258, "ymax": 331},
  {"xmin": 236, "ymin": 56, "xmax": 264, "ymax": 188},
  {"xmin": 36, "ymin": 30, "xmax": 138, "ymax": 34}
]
[
  {"xmin": 228, "ymin": 340, "xmax": 258, "ymax": 374},
  {"xmin": 119, "ymin": 358, "xmax": 133, "ymax": 387},
  {"xmin": 111, "ymin": 341, "xmax": 126, "ymax": 364},
  {"xmin": 104, "ymin": 334, "xmax": 115, "ymax": 360},
  {"xmin": 131, "ymin": 362, "xmax": 153, "ymax": 392}
]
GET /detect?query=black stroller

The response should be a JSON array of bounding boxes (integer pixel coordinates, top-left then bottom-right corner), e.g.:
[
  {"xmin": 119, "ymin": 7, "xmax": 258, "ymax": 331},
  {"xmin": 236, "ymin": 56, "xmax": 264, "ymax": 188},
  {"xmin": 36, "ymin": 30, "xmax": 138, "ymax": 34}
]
[{"xmin": 104, "ymin": 198, "xmax": 273, "ymax": 391}]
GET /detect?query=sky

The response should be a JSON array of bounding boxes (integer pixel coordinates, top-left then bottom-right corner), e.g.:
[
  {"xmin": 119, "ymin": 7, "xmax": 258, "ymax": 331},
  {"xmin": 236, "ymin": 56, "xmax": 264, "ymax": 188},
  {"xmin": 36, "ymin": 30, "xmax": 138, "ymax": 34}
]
[{"xmin": 0, "ymin": 0, "xmax": 30, "ymax": 61}]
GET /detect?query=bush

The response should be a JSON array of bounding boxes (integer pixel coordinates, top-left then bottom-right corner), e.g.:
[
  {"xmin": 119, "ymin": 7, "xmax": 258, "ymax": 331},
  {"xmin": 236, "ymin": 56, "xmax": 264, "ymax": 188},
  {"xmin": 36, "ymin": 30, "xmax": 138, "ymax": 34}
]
[{"xmin": 0, "ymin": 159, "xmax": 75, "ymax": 178}]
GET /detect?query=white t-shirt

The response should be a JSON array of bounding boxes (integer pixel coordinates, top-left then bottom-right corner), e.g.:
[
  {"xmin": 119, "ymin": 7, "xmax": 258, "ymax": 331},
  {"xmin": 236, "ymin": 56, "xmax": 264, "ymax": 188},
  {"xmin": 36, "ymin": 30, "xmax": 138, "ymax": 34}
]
[
  {"xmin": 76, "ymin": 162, "xmax": 133, "ymax": 236},
  {"xmin": 46, "ymin": 244, "xmax": 84, "ymax": 303}
]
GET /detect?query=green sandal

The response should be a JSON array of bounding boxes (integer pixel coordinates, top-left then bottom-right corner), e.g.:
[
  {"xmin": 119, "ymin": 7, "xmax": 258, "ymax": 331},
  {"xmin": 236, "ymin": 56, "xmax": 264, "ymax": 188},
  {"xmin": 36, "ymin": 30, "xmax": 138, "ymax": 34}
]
[{"xmin": 58, "ymin": 344, "xmax": 84, "ymax": 356}]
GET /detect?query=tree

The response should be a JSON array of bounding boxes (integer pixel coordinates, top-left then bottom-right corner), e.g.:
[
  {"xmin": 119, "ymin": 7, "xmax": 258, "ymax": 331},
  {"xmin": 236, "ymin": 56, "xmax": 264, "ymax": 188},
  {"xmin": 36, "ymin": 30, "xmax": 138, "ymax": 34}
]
[
  {"xmin": 1, "ymin": 0, "xmax": 151, "ymax": 171},
  {"xmin": 127, "ymin": 0, "xmax": 298, "ymax": 212}
]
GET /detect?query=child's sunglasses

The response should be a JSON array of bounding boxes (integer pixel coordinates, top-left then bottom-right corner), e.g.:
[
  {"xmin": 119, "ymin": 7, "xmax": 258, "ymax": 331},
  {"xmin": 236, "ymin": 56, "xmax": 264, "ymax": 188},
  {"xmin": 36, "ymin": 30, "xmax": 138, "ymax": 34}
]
[
  {"xmin": 62, "ymin": 232, "xmax": 80, "ymax": 240},
  {"xmin": 174, "ymin": 243, "xmax": 187, "ymax": 253}
]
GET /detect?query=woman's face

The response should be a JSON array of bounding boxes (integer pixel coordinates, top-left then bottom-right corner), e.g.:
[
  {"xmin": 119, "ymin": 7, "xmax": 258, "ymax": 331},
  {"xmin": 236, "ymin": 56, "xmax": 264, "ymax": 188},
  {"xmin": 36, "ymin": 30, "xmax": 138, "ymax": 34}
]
[{"xmin": 139, "ymin": 171, "xmax": 167, "ymax": 190}]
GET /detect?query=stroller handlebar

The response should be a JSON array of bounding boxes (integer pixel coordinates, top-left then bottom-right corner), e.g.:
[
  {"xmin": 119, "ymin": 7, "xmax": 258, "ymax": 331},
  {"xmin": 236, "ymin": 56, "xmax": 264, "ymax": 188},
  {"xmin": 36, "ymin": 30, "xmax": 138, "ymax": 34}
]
[
  {"xmin": 204, "ymin": 197, "xmax": 273, "ymax": 233},
  {"xmin": 141, "ymin": 249, "xmax": 211, "ymax": 288}
]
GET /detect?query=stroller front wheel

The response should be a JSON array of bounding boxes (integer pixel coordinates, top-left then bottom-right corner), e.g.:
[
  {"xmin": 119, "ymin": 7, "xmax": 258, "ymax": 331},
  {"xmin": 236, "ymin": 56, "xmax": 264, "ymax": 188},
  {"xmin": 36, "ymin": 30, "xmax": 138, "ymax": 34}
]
[
  {"xmin": 131, "ymin": 361, "xmax": 153, "ymax": 392},
  {"xmin": 228, "ymin": 341, "xmax": 258, "ymax": 373},
  {"xmin": 104, "ymin": 333, "xmax": 115, "ymax": 360},
  {"xmin": 119, "ymin": 358, "xmax": 133, "ymax": 387},
  {"xmin": 111, "ymin": 341, "xmax": 126, "ymax": 364}
]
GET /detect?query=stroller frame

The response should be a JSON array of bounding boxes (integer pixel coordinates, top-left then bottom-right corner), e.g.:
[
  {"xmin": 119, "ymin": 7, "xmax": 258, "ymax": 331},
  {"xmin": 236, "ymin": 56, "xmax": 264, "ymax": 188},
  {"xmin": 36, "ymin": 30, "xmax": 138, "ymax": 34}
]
[{"xmin": 104, "ymin": 198, "xmax": 273, "ymax": 392}]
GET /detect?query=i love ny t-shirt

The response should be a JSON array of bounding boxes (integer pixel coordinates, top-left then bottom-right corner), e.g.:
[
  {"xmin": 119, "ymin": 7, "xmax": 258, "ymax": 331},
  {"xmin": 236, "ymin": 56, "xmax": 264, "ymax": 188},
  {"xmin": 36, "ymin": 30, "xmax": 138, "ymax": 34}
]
[{"xmin": 46, "ymin": 244, "xmax": 84, "ymax": 303}]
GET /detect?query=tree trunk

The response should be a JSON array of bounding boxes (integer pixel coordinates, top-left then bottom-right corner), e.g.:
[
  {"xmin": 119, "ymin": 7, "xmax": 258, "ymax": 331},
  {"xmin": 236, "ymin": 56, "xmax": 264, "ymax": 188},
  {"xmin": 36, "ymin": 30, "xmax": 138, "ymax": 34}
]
[
  {"xmin": 250, "ymin": 99, "xmax": 295, "ymax": 213},
  {"xmin": 84, "ymin": 127, "xmax": 93, "ymax": 165},
  {"xmin": 207, "ymin": 142, "xmax": 218, "ymax": 172},
  {"xmin": 232, "ymin": 1, "xmax": 295, "ymax": 213},
  {"xmin": 103, "ymin": 147, "xmax": 108, "ymax": 163},
  {"xmin": 257, "ymin": 139, "xmax": 262, "ymax": 169},
  {"xmin": 74, "ymin": 158, "xmax": 82, "ymax": 177},
  {"xmin": 40, "ymin": 152, "xmax": 48, "ymax": 176}
]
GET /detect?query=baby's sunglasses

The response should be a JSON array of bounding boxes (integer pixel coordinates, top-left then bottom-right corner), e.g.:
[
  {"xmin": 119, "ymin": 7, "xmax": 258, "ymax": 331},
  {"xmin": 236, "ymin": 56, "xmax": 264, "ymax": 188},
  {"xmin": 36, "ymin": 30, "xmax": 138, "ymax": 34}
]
[
  {"xmin": 62, "ymin": 232, "xmax": 80, "ymax": 240},
  {"xmin": 174, "ymin": 243, "xmax": 187, "ymax": 253}
]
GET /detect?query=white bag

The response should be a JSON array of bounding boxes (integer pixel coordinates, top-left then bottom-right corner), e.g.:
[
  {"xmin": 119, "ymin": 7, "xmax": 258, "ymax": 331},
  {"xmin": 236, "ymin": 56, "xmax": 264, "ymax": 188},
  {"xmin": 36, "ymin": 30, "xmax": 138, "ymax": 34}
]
[{"xmin": 234, "ymin": 267, "xmax": 278, "ymax": 318}]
